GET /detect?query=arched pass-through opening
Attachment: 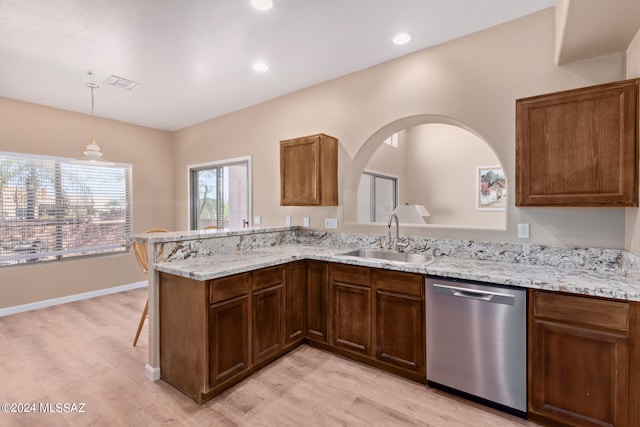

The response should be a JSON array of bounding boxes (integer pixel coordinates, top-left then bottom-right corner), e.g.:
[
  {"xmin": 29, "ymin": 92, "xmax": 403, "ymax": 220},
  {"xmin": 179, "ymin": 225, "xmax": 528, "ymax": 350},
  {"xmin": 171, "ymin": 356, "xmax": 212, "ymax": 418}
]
[{"xmin": 344, "ymin": 114, "xmax": 507, "ymax": 229}]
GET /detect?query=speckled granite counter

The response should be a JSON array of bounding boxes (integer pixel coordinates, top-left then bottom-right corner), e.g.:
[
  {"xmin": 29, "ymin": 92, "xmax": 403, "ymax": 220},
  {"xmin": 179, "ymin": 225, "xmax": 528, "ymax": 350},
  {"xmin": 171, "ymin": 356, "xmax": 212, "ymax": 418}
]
[
  {"xmin": 426, "ymin": 257, "xmax": 640, "ymax": 301},
  {"xmin": 133, "ymin": 227, "xmax": 640, "ymax": 382},
  {"xmin": 155, "ymin": 243, "xmax": 640, "ymax": 302}
]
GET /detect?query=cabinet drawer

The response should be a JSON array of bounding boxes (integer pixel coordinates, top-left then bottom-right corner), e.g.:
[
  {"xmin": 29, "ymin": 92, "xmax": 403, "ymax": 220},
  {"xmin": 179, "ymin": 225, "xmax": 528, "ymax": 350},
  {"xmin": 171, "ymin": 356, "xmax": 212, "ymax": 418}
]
[
  {"xmin": 209, "ymin": 273, "xmax": 250, "ymax": 304},
  {"xmin": 375, "ymin": 270, "xmax": 423, "ymax": 297},
  {"xmin": 253, "ymin": 265, "xmax": 285, "ymax": 291},
  {"xmin": 331, "ymin": 264, "xmax": 371, "ymax": 287},
  {"xmin": 533, "ymin": 291, "xmax": 629, "ymax": 332}
]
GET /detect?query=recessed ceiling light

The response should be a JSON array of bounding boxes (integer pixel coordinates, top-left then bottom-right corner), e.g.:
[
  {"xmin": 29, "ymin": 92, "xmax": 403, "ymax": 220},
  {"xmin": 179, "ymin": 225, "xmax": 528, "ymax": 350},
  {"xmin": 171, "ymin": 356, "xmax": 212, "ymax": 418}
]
[
  {"xmin": 251, "ymin": 0, "xmax": 273, "ymax": 11},
  {"xmin": 253, "ymin": 62, "xmax": 269, "ymax": 72},
  {"xmin": 392, "ymin": 32, "xmax": 412, "ymax": 45}
]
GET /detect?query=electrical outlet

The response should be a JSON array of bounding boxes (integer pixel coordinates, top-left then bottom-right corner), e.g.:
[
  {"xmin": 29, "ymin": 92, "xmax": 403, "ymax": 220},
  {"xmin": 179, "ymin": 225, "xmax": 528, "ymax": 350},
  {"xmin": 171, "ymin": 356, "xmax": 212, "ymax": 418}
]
[
  {"xmin": 303, "ymin": 216, "xmax": 310, "ymax": 228},
  {"xmin": 517, "ymin": 223, "xmax": 530, "ymax": 239},
  {"xmin": 325, "ymin": 218, "xmax": 338, "ymax": 229},
  {"xmin": 254, "ymin": 215, "xmax": 261, "ymax": 225},
  {"xmin": 285, "ymin": 215, "xmax": 291, "ymax": 226}
]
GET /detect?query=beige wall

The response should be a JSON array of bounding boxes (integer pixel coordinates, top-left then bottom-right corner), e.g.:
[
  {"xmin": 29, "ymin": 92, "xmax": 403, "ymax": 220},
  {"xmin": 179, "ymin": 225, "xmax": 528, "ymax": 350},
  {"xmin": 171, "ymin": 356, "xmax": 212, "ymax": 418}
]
[
  {"xmin": 2, "ymin": 7, "xmax": 635, "ymax": 308},
  {"xmin": 625, "ymin": 29, "xmax": 640, "ymax": 255},
  {"xmin": 173, "ymin": 8, "xmax": 627, "ymax": 248},
  {"xmin": 0, "ymin": 97, "xmax": 174, "ymax": 308},
  {"xmin": 357, "ymin": 124, "xmax": 505, "ymax": 228},
  {"xmin": 404, "ymin": 124, "xmax": 505, "ymax": 228}
]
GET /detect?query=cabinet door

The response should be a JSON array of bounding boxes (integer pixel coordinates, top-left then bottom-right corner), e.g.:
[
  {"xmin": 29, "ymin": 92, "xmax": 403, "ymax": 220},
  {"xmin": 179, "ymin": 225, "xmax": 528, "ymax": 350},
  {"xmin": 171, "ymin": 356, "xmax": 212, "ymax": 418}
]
[
  {"xmin": 516, "ymin": 78, "xmax": 638, "ymax": 207},
  {"xmin": 375, "ymin": 270, "xmax": 424, "ymax": 373},
  {"xmin": 286, "ymin": 261, "xmax": 306, "ymax": 344},
  {"xmin": 253, "ymin": 284, "xmax": 285, "ymax": 363},
  {"xmin": 306, "ymin": 262, "xmax": 329, "ymax": 342},
  {"xmin": 331, "ymin": 265, "xmax": 372, "ymax": 355},
  {"xmin": 209, "ymin": 296, "xmax": 249, "ymax": 387},
  {"xmin": 530, "ymin": 319, "xmax": 630, "ymax": 426},
  {"xmin": 333, "ymin": 282, "xmax": 371, "ymax": 355},
  {"xmin": 376, "ymin": 291, "xmax": 423, "ymax": 373},
  {"xmin": 280, "ymin": 134, "xmax": 338, "ymax": 206},
  {"xmin": 529, "ymin": 291, "xmax": 634, "ymax": 426}
]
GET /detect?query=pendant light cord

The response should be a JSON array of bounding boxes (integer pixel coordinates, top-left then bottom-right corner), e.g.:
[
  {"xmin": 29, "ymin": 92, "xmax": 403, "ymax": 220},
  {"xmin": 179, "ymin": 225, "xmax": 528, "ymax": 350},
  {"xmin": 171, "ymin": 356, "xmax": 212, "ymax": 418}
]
[
  {"xmin": 90, "ymin": 85, "xmax": 95, "ymax": 140},
  {"xmin": 86, "ymin": 82, "xmax": 99, "ymax": 142}
]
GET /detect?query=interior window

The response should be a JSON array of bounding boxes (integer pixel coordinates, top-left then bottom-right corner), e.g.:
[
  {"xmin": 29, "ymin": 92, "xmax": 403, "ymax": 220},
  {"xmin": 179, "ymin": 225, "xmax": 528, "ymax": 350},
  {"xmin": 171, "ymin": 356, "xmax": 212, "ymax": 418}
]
[
  {"xmin": 189, "ymin": 157, "xmax": 251, "ymax": 229},
  {"xmin": 0, "ymin": 151, "xmax": 132, "ymax": 266},
  {"xmin": 357, "ymin": 171, "xmax": 397, "ymax": 223},
  {"xmin": 383, "ymin": 133, "xmax": 398, "ymax": 148}
]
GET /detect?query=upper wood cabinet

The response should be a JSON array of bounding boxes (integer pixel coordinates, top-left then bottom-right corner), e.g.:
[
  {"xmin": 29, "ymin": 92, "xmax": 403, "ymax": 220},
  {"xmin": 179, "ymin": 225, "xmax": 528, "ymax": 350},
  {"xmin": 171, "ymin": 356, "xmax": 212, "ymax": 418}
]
[
  {"xmin": 280, "ymin": 133, "xmax": 338, "ymax": 206},
  {"xmin": 516, "ymin": 79, "xmax": 639, "ymax": 207}
]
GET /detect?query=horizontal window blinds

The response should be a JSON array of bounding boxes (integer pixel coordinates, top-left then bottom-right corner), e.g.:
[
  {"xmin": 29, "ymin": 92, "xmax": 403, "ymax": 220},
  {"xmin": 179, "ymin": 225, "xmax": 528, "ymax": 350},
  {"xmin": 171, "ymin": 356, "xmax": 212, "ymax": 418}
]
[{"xmin": 0, "ymin": 152, "xmax": 132, "ymax": 266}]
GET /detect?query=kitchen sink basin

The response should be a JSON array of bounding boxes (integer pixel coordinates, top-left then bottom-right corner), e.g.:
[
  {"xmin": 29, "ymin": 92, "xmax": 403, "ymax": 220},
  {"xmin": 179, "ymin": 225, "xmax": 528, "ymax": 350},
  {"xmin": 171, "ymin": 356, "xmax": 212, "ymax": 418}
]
[{"xmin": 341, "ymin": 249, "xmax": 433, "ymax": 264}]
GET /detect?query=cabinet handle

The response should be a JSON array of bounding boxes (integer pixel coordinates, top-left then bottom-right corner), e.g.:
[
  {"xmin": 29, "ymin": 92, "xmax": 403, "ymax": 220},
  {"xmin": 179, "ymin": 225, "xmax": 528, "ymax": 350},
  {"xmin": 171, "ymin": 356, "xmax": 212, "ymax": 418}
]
[{"xmin": 432, "ymin": 283, "xmax": 516, "ymax": 305}]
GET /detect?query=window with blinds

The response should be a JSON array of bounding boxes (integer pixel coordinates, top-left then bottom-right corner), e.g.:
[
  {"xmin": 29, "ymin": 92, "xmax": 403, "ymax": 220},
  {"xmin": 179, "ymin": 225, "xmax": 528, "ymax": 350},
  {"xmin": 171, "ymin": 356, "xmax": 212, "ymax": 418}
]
[{"xmin": 0, "ymin": 152, "xmax": 132, "ymax": 266}]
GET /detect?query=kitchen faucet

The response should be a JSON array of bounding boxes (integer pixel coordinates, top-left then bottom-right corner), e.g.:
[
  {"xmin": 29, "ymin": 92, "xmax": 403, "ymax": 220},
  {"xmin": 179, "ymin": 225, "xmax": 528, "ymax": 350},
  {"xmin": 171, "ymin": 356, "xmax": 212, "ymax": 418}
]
[{"xmin": 387, "ymin": 213, "xmax": 408, "ymax": 252}]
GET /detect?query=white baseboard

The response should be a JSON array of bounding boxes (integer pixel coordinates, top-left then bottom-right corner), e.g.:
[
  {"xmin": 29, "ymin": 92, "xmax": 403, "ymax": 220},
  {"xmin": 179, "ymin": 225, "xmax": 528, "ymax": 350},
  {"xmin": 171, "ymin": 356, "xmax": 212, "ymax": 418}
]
[
  {"xmin": 0, "ymin": 281, "xmax": 148, "ymax": 317},
  {"xmin": 145, "ymin": 364, "xmax": 161, "ymax": 381}
]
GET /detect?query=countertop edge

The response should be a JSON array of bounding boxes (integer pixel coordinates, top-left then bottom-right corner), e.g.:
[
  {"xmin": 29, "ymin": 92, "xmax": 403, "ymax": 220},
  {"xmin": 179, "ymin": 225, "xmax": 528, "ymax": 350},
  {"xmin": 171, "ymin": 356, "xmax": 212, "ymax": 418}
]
[
  {"xmin": 130, "ymin": 226, "xmax": 299, "ymax": 243},
  {"xmin": 153, "ymin": 246, "xmax": 640, "ymax": 302}
]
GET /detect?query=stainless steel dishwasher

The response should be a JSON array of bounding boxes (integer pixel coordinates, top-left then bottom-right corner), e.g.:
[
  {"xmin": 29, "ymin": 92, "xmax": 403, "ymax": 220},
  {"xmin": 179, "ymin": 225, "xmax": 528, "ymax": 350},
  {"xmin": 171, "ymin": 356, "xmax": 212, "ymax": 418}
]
[{"xmin": 425, "ymin": 276, "xmax": 527, "ymax": 417}]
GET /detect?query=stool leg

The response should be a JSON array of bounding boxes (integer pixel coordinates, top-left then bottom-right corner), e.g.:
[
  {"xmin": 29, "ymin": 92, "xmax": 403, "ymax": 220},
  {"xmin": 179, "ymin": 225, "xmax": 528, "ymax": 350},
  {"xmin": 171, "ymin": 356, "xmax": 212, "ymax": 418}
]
[{"xmin": 133, "ymin": 299, "xmax": 149, "ymax": 347}]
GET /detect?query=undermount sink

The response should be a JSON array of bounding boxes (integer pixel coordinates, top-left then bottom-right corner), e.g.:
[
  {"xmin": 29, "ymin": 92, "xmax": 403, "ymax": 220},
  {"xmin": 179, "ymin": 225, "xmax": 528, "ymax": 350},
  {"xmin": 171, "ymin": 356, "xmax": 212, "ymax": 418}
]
[{"xmin": 341, "ymin": 249, "xmax": 433, "ymax": 264}]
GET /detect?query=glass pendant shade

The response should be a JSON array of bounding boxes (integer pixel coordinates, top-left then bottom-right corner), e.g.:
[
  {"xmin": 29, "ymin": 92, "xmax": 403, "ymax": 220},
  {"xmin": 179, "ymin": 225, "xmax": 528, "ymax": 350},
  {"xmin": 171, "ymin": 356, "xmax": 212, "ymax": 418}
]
[{"xmin": 72, "ymin": 83, "xmax": 114, "ymax": 166}]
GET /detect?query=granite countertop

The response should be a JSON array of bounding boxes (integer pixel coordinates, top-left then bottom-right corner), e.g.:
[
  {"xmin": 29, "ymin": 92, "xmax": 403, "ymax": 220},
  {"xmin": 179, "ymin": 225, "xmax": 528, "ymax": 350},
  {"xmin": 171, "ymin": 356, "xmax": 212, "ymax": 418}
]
[
  {"xmin": 130, "ymin": 226, "xmax": 295, "ymax": 243},
  {"xmin": 154, "ymin": 244, "xmax": 640, "ymax": 302}
]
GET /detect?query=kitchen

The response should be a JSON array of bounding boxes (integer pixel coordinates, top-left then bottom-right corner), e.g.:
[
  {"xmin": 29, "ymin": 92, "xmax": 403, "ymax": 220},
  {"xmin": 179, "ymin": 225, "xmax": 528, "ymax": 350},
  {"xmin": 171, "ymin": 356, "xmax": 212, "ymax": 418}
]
[{"xmin": 1, "ymin": 1, "xmax": 640, "ymax": 426}]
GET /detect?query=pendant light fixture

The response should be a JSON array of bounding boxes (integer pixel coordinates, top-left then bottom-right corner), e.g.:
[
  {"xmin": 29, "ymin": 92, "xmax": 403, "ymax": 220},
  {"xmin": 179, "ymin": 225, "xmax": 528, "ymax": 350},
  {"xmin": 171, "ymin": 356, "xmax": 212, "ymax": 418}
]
[{"xmin": 72, "ymin": 82, "xmax": 115, "ymax": 166}]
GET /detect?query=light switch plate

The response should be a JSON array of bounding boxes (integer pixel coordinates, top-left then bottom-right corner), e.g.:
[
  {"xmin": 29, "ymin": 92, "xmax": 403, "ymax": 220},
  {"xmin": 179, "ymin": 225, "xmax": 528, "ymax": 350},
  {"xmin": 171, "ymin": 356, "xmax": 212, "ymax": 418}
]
[
  {"xmin": 303, "ymin": 216, "xmax": 310, "ymax": 228},
  {"xmin": 325, "ymin": 218, "xmax": 338, "ymax": 229},
  {"xmin": 254, "ymin": 215, "xmax": 261, "ymax": 225},
  {"xmin": 517, "ymin": 223, "xmax": 529, "ymax": 239},
  {"xmin": 285, "ymin": 215, "xmax": 291, "ymax": 226}
]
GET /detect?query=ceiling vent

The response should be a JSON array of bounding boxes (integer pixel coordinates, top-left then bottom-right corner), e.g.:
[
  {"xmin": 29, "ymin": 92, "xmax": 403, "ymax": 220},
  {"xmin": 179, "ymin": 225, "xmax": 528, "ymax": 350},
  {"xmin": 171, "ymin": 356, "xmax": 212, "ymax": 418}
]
[{"xmin": 104, "ymin": 75, "xmax": 141, "ymax": 90}]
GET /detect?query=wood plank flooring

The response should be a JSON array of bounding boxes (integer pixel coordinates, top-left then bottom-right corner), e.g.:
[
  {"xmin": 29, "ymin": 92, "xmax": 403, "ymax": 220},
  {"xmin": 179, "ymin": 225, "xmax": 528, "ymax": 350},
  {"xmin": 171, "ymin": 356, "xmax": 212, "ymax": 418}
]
[{"xmin": 0, "ymin": 288, "xmax": 539, "ymax": 426}]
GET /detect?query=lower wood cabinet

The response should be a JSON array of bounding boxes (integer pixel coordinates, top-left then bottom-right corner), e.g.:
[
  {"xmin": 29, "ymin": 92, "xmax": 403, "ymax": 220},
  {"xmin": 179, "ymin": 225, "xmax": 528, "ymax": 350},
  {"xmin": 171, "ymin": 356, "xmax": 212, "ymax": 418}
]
[
  {"xmin": 286, "ymin": 261, "xmax": 306, "ymax": 344},
  {"xmin": 159, "ymin": 271, "xmax": 210, "ymax": 401},
  {"xmin": 529, "ymin": 290, "xmax": 638, "ymax": 426},
  {"xmin": 161, "ymin": 260, "xmax": 640, "ymax": 421},
  {"xmin": 374, "ymin": 270, "xmax": 424, "ymax": 375},
  {"xmin": 252, "ymin": 266, "xmax": 286, "ymax": 364},
  {"xmin": 209, "ymin": 295, "xmax": 249, "ymax": 386},
  {"xmin": 306, "ymin": 261, "xmax": 329, "ymax": 343},
  {"xmin": 330, "ymin": 264, "xmax": 372, "ymax": 355},
  {"xmin": 324, "ymin": 264, "xmax": 425, "ymax": 381},
  {"xmin": 159, "ymin": 265, "xmax": 297, "ymax": 403}
]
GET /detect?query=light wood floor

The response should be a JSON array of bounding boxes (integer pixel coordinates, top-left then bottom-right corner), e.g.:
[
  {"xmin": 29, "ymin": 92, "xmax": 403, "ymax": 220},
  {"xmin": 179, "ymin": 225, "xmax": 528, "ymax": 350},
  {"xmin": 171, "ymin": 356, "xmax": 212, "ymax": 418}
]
[{"xmin": 0, "ymin": 288, "xmax": 540, "ymax": 426}]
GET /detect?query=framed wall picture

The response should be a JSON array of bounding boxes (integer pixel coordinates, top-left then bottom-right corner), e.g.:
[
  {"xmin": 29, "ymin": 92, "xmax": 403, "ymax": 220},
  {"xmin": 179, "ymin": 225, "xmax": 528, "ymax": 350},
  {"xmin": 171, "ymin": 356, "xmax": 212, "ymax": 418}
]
[{"xmin": 477, "ymin": 166, "xmax": 506, "ymax": 210}]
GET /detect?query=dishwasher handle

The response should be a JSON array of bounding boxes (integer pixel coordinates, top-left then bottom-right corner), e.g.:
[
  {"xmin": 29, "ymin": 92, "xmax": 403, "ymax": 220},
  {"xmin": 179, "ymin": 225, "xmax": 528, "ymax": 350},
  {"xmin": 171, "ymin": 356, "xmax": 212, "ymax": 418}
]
[{"xmin": 431, "ymin": 283, "xmax": 516, "ymax": 305}]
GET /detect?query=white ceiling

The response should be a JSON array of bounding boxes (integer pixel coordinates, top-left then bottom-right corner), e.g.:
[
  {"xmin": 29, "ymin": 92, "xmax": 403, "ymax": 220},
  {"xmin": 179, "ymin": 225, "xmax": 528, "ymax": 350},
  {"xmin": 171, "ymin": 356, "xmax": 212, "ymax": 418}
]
[{"xmin": 0, "ymin": 0, "xmax": 555, "ymax": 131}]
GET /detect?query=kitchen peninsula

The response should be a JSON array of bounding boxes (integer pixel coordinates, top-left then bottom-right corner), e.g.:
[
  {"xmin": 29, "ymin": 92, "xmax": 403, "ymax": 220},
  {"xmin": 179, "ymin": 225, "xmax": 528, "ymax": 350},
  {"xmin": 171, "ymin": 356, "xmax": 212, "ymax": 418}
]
[{"xmin": 132, "ymin": 226, "xmax": 640, "ymax": 425}]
